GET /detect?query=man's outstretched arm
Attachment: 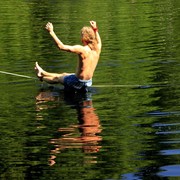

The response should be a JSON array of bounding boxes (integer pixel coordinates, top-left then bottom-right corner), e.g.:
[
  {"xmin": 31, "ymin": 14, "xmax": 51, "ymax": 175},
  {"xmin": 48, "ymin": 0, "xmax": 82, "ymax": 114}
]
[
  {"xmin": 90, "ymin": 21, "xmax": 102, "ymax": 51},
  {"xmin": 45, "ymin": 22, "xmax": 84, "ymax": 54}
]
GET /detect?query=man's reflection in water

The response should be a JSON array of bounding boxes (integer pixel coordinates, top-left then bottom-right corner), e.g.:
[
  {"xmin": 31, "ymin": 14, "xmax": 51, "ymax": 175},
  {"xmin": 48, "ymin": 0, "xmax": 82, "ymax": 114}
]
[{"xmin": 36, "ymin": 86, "xmax": 102, "ymax": 166}]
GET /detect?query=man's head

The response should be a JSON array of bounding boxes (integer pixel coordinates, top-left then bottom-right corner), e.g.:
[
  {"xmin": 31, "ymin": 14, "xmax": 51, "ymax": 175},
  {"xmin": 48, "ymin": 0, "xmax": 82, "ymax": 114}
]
[{"xmin": 81, "ymin": 26, "xmax": 96, "ymax": 45}]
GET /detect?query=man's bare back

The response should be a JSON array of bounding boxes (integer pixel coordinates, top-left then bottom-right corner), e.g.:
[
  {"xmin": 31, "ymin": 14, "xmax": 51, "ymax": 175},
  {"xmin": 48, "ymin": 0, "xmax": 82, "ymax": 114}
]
[
  {"xmin": 35, "ymin": 21, "xmax": 101, "ymax": 91},
  {"xmin": 76, "ymin": 45, "xmax": 100, "ymax": 80}
]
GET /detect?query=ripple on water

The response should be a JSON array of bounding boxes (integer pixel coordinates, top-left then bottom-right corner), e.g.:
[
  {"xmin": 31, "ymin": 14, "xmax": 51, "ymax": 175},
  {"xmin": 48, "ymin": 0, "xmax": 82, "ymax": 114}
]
[{"xmin": 157, "ymin": 165, "xmax": 180, "ymax": 177}]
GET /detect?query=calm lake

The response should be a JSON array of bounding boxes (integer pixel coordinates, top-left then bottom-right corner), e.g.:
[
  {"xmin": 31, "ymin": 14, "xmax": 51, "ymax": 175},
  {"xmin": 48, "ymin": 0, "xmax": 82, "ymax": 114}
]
[{"xmin": 0, "ymin": 0, "xmax": 180, "ymax": 179}]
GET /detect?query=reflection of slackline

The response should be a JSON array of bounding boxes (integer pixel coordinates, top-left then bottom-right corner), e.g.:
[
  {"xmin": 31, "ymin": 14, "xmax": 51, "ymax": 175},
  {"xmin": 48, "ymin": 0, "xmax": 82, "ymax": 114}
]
[{"xmin": 0, "ymin": 70, "xmax": 167, "ymax": 88}]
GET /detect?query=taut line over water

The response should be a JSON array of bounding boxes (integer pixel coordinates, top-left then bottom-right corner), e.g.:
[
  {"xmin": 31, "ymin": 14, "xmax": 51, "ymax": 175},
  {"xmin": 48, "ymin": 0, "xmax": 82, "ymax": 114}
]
[
  {"xmin": 0, "ymin": 70, "xmax": 168, "ymax": 88},
  {"xmin": 0, "ymin": 70, "xmax": 36, "ymax": 79}
]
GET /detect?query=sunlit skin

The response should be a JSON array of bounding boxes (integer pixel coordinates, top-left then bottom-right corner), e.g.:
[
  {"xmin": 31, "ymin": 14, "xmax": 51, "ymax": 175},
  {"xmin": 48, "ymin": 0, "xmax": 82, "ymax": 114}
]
[{"xmin": 35, "ymin": 21, "xmax": 102, "ymax": 84}]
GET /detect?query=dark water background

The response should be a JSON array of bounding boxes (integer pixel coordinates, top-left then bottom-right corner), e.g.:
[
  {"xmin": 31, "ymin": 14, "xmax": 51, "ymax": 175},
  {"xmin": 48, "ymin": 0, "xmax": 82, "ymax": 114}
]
[{"xmin": 0, "ymin": 0, "xmax": 179, "ymax": 179}]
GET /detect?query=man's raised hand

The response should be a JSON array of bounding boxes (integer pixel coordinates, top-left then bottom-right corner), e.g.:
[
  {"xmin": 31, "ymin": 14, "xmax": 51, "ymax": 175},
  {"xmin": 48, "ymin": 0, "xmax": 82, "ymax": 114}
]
[
  {"xmin": 90, "ymin": 21, "xmax": 97, "ymax": 31},
  {"xmin": 45, "ymin": 22, "xmax": 54, "ymax": 32}
]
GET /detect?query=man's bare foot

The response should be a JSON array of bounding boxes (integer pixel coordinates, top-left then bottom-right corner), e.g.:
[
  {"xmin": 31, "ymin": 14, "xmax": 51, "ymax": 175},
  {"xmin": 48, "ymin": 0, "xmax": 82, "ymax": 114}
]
[{"xmin": 35, "ymin": 62, "xmax": 44, "ymax": 81}]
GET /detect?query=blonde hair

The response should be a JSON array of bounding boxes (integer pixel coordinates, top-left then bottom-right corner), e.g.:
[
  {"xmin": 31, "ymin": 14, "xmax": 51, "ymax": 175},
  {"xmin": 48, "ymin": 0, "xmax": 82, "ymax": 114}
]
[{"xmin": 81, "ymin": 26, "xmax": 97, "ymax": 48}]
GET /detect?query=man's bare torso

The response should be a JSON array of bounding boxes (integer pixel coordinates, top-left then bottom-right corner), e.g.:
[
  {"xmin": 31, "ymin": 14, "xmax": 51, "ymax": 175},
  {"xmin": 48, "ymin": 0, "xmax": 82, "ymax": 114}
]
[{"xmin": 76, "ymin": 45, "xmax": 100, "ymax": 80}]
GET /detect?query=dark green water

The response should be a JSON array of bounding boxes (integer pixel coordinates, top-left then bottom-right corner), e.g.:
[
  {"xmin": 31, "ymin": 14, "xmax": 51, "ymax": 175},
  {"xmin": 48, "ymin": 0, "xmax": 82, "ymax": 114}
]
[{"xmin": 0, "ymin": 0, "xmax": 179, "ymax": 179}]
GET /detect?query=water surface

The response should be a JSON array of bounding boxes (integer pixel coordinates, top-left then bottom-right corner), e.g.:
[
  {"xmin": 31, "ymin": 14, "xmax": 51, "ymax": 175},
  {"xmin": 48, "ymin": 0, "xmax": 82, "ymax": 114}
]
[{"xmin": 0, "ymin": 0, "xmax": 179, "ymax": 179}]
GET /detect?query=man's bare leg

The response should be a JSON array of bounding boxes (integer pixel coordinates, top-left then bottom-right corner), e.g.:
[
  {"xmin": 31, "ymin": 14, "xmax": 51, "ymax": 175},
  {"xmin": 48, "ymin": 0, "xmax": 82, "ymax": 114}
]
[{"xmin": 35, "ymin": 62, "xmax": 71, "ymax": 84}]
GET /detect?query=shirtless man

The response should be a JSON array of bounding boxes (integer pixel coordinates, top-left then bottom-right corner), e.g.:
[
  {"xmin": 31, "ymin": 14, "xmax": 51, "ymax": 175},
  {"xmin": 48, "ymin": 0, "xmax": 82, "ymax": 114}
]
[{"xmin": 35, "ymin": 21, "xmax": 102, "ymax": 92}]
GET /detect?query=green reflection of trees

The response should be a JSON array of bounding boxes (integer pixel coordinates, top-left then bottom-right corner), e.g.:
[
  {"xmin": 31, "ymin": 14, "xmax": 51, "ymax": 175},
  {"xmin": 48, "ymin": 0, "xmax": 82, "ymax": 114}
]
[
  {"xmin": 0, "ymin": 0, "xmax": 179, "ymax": 179},
  {"xmin": 93, "ymin": 87, "xmax": 158, "ymax": 177}
]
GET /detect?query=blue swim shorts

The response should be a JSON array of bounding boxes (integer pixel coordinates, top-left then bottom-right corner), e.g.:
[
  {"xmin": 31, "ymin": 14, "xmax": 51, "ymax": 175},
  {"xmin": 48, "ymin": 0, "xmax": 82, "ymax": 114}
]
[{"xmin": 63, "ymin": 74, "xmax": 92, "ymax": 91}]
